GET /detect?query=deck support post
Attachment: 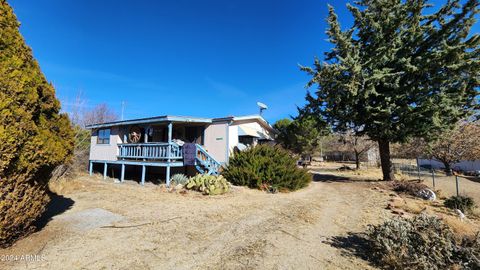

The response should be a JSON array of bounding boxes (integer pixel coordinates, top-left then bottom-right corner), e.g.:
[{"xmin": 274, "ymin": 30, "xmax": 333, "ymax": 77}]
[
  {"xmin": 166, "ymin": 121, "xmax": 172, "ymax": 187},
  {"xmin": 166, "ymin": 166, "xmax": 171, "ymax": 187},
  {"xmin": 103, "ymin": 162, "xmax": 107, "ymax": 179},
  {"xmin": 141, "ymin": 165, "xmax": 146, "ymax": 186},
  {"xmin": 89, "ymin": 161, "xmax": 93, "ymax": 176},
  {"xmin": 121, "ymin": 163, "xmax": 125, "ymax": 182}
]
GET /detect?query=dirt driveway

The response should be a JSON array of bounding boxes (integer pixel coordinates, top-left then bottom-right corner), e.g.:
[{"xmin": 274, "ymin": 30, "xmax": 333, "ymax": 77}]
[{"xmin": 2, "ymin": 174, "xmax": 391, "ymax": 270}]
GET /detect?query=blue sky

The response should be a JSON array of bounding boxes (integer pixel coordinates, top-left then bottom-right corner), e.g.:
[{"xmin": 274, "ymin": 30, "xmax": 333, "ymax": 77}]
[{"xmin": 8, "ymin": 0, "xmax": 478, "ymax": 123}]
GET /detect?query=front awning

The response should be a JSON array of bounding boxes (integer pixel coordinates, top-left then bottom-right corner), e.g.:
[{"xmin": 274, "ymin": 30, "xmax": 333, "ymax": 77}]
[{"xmin": 238, "ymin": 126, "xmax": 273, "ymax": 140}]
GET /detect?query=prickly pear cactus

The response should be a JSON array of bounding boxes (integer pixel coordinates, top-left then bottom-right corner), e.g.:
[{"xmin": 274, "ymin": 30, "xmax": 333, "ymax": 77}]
[{"xmin": 186, "ymin": 174, "xmax": 229, "ymax": 195}]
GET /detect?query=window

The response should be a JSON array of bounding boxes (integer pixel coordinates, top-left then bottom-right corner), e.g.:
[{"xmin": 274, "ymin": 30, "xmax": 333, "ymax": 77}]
[
  {"xmin": 97, "ymin": 129, "xmax": 110, "ymax": 144},
  {"xmin": 239, "ymin": 136, "xmax": 255, "ymax": 146}
]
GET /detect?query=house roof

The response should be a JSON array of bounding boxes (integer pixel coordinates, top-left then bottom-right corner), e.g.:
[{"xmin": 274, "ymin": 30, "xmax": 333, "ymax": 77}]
[
  {"xmin": 85, "ymin": 115, "xmax": 212, "ymax": 129},
  {"xmin": 85, "ymin": 114, "xmax": 276, "ymax": 133},
  {"xmin": 230, "ymin": 115, "xmax": 276, "ymax": 134}
]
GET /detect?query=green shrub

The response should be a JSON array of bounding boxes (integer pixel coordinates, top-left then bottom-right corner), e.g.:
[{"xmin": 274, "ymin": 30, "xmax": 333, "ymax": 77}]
[
  {"xmin": 454, "ymin": 233, "xmax": 480, "ymax": 269},
  {"xmin": 0, "ymin": 1, "xmax": 74, "ymax": 247},
  {"xmin": 367, "ymin": 214, "xmax": 480, "ymax": 269},
  {"xmin": 222, "ymin": 145, "xmax": 311, "ymax": 191},
  {"xmin": 444, "ymin": 195, "xmax": 476, "ymax": 213},
  {"xmin": 186, "ymin": 174, "xmax": 229, "ymax": 195},
  {"xmin": 170, "ymin": 174, "xmax": 189, "ymax": 185},
  {"xmin": 367, "ymin": 214, "xmax": 456, "ymax": 269}
]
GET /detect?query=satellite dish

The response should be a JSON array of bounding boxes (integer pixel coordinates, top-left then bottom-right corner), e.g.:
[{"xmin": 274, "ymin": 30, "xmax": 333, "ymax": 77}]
[
  {"xmin": 257, "ymin": 102, "xmax": 268, "ymax": 110},
  {"xmin": 257, "ymin": 102, "xmax": 268, "ymax": 115}
]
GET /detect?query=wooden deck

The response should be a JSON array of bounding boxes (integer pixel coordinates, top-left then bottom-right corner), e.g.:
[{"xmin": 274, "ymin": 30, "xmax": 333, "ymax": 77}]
[
  {"xmin": 118, "ymin": 143, "xmax": 183, "ymax": 161},
  {"xmin": 89, "ymin": 142, "xmax": 220, "ymax": 186}
]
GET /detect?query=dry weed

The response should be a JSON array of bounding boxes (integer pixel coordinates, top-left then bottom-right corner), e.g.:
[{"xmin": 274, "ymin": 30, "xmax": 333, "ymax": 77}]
[{"xmin": 440, "ymin": 214, "xmax": 478, "ymax": 239}]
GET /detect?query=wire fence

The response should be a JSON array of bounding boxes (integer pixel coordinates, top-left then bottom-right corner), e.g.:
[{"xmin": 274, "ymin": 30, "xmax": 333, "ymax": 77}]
[{"xmin": 393, "ymin": 162, "xmax": 480, "ymax": 201}]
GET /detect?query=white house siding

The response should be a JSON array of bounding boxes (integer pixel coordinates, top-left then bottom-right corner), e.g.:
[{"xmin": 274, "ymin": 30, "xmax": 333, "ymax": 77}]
[
  {"xmin": 232, "ymin": 121, "xmax": 275, "ymax": 140},
  {"xmin": 89, "ymin": 126, "xmax": 122, "ymax": 161},
  {"xmin": 228, "ymin": 125, "xmax": 239, "ymax": 154},
  {"xmin": 204, "ymin": 122, "xmax": 228, "ymax": 163},
  {"xmin": 419, "ymin": 159, "xmax": 480, "ymax": 171}
]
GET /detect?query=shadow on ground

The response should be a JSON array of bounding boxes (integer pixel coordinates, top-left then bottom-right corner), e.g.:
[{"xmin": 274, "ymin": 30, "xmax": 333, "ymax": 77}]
[
  {"xmin": 311, "ymin": 172, "xmax": 380, "ymax": 183},
  {"xmin": 34, "ymin": 192, "xmax": 74, "ymax": 231},
  {"xmin": 325, "ymin": 232, "xmax": 376, "ymax": 266},
  {"xmin": 464, "ymin": 175, "xmax": 480, "ymax": 183},
  {"xmin": 312, "ymin": 173, "xmax": 352, "ymax": 182}
]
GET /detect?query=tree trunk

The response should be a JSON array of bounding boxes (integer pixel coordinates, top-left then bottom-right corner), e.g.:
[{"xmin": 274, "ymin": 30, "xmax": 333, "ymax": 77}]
[
  {"xmin": 443, "ymin": 162, "xmax": 453, "ymax": 176},
  {"xmin": 355, "ymin": 151, "xmax": 360, "ymax": 170},
  {"xmin": 378, "ymin": 139, "xmax": 395, "ymax": 181}
]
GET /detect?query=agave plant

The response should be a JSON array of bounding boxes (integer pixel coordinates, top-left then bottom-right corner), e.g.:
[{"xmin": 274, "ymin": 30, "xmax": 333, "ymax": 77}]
[{"xmin": 170, "ymin": 174, "xmax": 189, "ymax": 185}]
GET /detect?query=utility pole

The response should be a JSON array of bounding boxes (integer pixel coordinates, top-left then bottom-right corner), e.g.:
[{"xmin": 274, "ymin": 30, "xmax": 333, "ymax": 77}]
[{"xmin": 121, "ymin": 101, "xmax": 125, "ymax": 120}]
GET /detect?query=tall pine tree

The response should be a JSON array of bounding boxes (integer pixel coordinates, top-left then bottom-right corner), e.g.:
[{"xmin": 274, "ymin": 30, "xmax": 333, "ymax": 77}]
[
  {"xmin": 0, "ymin": 0, "xmax": 73, "ymax": 246},
  {"xmin": 302, "ymin": 0, "xmax": 480, "ymax": 180}
]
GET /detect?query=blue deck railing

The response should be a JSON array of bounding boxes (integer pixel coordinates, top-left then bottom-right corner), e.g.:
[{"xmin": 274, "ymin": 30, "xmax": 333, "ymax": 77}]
[
  {"xmin": 118, "ymin": 143, "xmax": 182, "ymax": 160},
  {"xmin": 117, "ymin": 142, "xmax": 220, "ymax": 175}
]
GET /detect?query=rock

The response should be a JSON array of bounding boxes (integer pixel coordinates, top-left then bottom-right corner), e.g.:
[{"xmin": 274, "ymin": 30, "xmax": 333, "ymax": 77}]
[
  {"xmin": 386, "ymin": 197, "xmax": 404, "ymax": 210},
  {"xmin": 456, "ymin": 209, "xmax": 466, "ymax": 221},
  {"xmin": 389, "ymin": 197, "xmax": 403, "ymax": 203},
  {"xmin": 54, "ymin": 208, "xmax": 124, "ymax": 231},
  {"xmin": 386, "ymin": 203, "xmax": 394, "ymax": 210},
  {"xmin": 416, "ymin": 188, "xmax": 436, "ymax": 201},
  {"xmin": 391, "ymin": 209, "xmax": 405, "ymax": 216},
  {"xmin": 175, "ymin": 184, "xmax": 183, "ymax": 190}
]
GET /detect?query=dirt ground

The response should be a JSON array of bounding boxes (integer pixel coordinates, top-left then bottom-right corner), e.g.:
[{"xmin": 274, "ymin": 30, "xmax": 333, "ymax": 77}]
[{"xmin": 1, "ymin": 172, "xmax": 393, "ymax": 270}]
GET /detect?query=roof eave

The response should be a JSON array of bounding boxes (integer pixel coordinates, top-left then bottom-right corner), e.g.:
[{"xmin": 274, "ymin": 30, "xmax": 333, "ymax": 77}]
[{"xmin": 85, "ymin": 115, "xmax": 212, "ymax": 129}]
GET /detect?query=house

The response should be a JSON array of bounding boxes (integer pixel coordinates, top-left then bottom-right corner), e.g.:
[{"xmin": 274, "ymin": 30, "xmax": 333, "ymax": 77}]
[
  {"xmin": 418, "ymin": 159, "xmax": 480, "ymax": 172},
  {"xmin": 86, "ymin": 114, "xmax": 276, "ymax": 185}
]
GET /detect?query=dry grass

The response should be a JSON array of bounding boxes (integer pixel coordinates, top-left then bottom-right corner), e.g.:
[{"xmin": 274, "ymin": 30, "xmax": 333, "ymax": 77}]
[
  {"xmin": 387, "ymin": 196, "xmax": 427, "ymax": 215},
  {"xmin": 310, "ymin": 162, "xmax": 384, "ymax": 181},
  {"xmin": 49, "ymin": 176, "xmax": 90, "ymax": 194},
  {"xmin": 3, "ymin": 174, "xmax": 391, "ymax": 270},
  {"xmin": 440, "ymin": 214, "xmax": 479, "ymax": 239},
  {"xmin": 385, "ymin": 186, "xmax": 480, "ymax": 239},
  {"xmin": 401, "ymin": 199, "xmax": 427, "ymax": 214},
  {"xmin": 312, "ymin": 164, "xmax": 477, "ymax": 239}
]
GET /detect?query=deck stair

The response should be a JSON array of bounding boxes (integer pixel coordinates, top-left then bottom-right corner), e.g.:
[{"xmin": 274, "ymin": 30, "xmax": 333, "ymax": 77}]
[{"xmin": 194, "ymin": 144, "xmax": 221, "ymax": 175}]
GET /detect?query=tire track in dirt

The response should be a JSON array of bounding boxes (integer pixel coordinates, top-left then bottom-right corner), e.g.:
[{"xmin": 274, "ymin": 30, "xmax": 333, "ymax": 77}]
[
  {"xmin": 189, "ymin": 182, "xmax": 388, "ymax": 270},
  {"xmin": 3, "ymin": 177, "xmax": 390, "ymax": 270}
]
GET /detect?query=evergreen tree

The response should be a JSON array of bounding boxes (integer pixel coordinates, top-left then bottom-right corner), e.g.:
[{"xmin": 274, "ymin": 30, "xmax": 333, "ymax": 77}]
[
  {"xmin": 273, "ymin": 115, "xmax": 328, "ymax": 157},
  {"xmin": 302, "ymin": 0, "xmax": 480, "ymax": 180},
  {"xmin": 273, "ymin": 118, "xmax": 293, "ymax": 149},
  {"xmin": 288, "ymin": 115, "xmax": 325, "ymax": 157},
  {"xmin": 0, "ymin": 0, "xmax": 74, "ymax": 246}
]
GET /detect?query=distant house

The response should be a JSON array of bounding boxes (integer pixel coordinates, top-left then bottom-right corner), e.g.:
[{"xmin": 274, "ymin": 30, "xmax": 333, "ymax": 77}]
[
  {"xmin": 86, "ymin": 114, "xmax": 276, "ymax": 185},
  {"xmin": 418, "ymin": 159, "xmax": 480, "ymax": 172}
]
